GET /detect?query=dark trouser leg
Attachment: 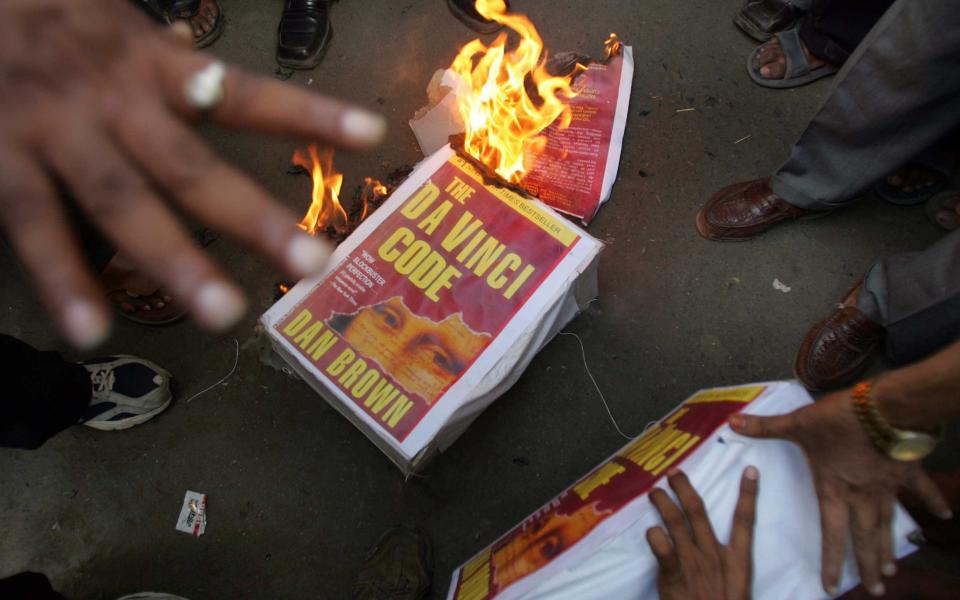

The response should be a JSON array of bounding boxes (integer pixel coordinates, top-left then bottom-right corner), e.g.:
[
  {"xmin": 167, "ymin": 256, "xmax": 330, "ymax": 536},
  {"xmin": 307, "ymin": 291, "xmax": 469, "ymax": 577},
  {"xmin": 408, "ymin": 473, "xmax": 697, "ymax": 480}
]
[
  {"xmin": 798, "ymin": 0, "xmax": 894, "ymax": 65},
  {"xmin": 132, "ymin": 1, "xmax": 176, "ymax": 24},
  {"xmin": 770, "ymin": 0, "xmax": 960, "ymax": 210},
  {"xmin": 0, "ymin": 573, "xmax": 67, "ymax": 600},
  {"xmin": 0, "ymin": 335, "xmax": 90, "ymax": 450},
  {"xmin": 155, "ymin": 0, "xmax": 201, "ymax": 16},
  {"xmin": 857, "ymin": 230, "xmax": 960, "ymax": 365}
]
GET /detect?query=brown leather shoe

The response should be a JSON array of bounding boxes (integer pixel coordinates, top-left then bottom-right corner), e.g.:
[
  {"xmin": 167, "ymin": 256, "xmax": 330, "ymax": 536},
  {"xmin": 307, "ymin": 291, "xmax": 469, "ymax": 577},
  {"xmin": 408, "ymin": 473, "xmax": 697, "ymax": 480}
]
[
  {"xmin": 734, "ymin": 0, "xmax": 803, "ymax": 42},
  {"xmin": 794, "ymin": 283, "xmax": 884, "ymax": 391},
  {"xmin": 696, "ymin": 178, "xmax": 827, "ymax": 241}
]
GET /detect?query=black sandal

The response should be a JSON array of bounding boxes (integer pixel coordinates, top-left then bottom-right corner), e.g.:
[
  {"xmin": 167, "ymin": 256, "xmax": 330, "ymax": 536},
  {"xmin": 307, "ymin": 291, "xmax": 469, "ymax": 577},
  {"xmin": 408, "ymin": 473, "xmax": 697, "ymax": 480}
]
[
  {"xmin": 162, "ymin": 0, "xmax": 201, "ymax": 19},
  {"xmin": 277, "ymin": 0, "xmax": 333, "ymax": 70}
]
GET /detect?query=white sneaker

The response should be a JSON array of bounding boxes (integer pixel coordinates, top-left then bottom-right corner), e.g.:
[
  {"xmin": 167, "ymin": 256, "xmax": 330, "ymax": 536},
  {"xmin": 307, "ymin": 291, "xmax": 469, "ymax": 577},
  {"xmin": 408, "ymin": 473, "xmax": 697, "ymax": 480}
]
[{"xmin": 81, "ymin": 356, "xmax": 173, "ymax": 431}]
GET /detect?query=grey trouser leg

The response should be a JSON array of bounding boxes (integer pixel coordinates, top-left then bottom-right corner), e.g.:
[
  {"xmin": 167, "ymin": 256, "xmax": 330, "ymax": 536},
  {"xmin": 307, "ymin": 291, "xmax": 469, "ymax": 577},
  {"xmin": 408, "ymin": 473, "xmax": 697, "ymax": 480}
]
[
  {"xmin": 857, "ymin": 230, "xmax": 960, "ymax": 365},
  {"xmin": 769, "ymin": 0, "xmax": 960, "ymax": 210}
]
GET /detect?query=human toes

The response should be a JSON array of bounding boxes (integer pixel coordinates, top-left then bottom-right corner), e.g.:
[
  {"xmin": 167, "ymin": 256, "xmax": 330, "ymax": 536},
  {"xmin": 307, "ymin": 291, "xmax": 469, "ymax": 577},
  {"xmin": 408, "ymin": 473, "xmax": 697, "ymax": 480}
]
[{"xmin": 760, "ymin": 58, "xmax": 786, "ymax": 79}]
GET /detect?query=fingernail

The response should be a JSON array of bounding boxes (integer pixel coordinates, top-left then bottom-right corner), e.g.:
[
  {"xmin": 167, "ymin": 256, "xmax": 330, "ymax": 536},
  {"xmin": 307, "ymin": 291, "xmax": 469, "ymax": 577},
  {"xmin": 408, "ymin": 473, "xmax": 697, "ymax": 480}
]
[
  {"xmin": 825, "ymin": 584, "xmax": 838, "ymax": 596},
  {"xmin": 869, "ymin": 582, "xmax": 885, "ymax": 596},
  {"xmin": 287, "ymin": 234, "xmax": 332, "ymax": 277},
  {"xmin": 941, "ymin": 509, "xmax": 954, "ymax": 520},
  {"xmin": 195, "ymin": 281, "xmax": 247, "ymax": 331},
  {"xmin": 744, "ymin": 466, "xmax": 759, "ymax": 480},
  {"xmin": 341, "ymin": 109, "xmax": 387, "ymax": 145},
  {"xmin": 729, "ymin": 414, "xmax": 745, "ymax": 429},
  {"xmin": 881, "ymin": 562, "xmax": 897, "ymax": 577},
  {"xmin": 666, "ymin": 468, "xmax": 680, "ymax": 477},
  {"xmin": 63, "ymin": 301, "xmax": 110, "ymax": 350}
]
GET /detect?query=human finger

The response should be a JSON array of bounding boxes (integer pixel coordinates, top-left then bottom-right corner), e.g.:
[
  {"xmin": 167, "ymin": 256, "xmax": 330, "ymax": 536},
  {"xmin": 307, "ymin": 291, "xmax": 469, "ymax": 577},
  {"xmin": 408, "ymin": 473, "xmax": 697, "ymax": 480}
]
[
  {"xmin": 168, "ymin": 21, "xmax": 194, "ymax": 48},
  {"xmin": 816, "ymin": 482, "xmax": 849, "ymax": 596},
  {"xmin": 646, "ymin": 526, "xmax": 680, "ymax": 576},
  {"xmin": 878, "ymin": 498, "xmax": 896, "ymax": 578},
  {"xmin": 906, "ymin": 469, "xmax": 953, "ymax": 520},
  {"xmin": 729, "ymin": 466, "xmax": 759, "ymax": 560},
  {"xmin": 41, "ymin": 126, "xmax": 246, "ymax": 331},
  {"xmin": 728, "ymin": 411, "xmax": 797, "ymax": 441},
  {"xmin": 111, "ymin": 103, "xmax": 332, "ymax": 279},
  {"xmin": 667, "ymin": 470, "xmax": 720, "ymax": 555},
  {"xmin": 0, "ymin": 147, "xmax": 110, "ymax": 348},
  {"xmin": 849, "ymin": 494, "xmax": 884, "ymax": 596},
  {"xmin": 157, "ymin": 52, "xmax": 386, "ymax": 149},
  {"xmin": 649, "ymin": 488, "xmax": 696, "ymax": 556}
]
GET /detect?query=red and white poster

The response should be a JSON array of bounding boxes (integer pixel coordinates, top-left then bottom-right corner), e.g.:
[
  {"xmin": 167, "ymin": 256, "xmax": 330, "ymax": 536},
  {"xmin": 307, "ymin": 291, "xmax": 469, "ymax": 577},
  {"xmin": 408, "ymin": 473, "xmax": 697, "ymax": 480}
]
[
  {"xmin": 523, "ymin": 47, "xmax": 634, "ymax": 224},
  {"xmin": 448, "ymin": 382, "xmax": 920, "ymax": 600},
  {"xmin": 409, "ymin": 46, "xmax": 634, "ymax": 226}
]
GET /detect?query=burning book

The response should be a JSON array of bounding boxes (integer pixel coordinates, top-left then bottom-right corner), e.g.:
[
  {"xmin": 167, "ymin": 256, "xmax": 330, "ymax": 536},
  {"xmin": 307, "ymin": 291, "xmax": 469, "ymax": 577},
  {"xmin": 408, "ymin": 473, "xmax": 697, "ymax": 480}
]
[
  {"xmin": 411, "ymin": 0, "xmax": 634, "ymax": 224},
  {"xmin": 263, "ymin": 0, "xmax": 609, "ymax": 472},
  {"xmin": 446, "ymin": 382, "xmax": 919, "ymax": 600},
  {"xmin": 262, "ymin": 146, "xmax": 602, "ymax": 473}
]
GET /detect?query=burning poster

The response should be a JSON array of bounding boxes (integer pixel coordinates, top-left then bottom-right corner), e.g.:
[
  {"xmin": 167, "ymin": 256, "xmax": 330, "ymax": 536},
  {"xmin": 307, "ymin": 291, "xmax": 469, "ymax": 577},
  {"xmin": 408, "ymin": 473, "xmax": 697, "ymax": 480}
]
[
  {"xmin": 447, "ymin": 382, "xmax": 919, "ymax": 600},
  {"xmin": 522, "ymin": 41, "xmax": 634, "ymax": 224},
  {"xmin": 410, "ymin": 0, "xmax": 634, "ymax": 224},
  {"xmin": 262, "ymin": 146, "xmax": 602, "ymax": 473}
]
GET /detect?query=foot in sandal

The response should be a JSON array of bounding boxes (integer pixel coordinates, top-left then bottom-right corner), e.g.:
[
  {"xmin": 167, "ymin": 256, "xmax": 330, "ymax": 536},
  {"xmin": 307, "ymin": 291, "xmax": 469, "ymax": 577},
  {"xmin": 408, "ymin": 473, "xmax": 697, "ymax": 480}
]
[
  {"xmin": 174, "ymin": 0, "xmax": 224, "ymax": 48},
  {"xmin": 875, "ymin": 154, "xmax": 954, "ymax": 205},
  {"xmin": 748, "ymin": 28, "xmax": 838, "ymax": 88},
  {"xmin": 100, "ymin": 254, "xmax": 186, "ymax": 326},
  {"xmin": 926, "ymin": 190, "xmax": 960, "ymax": 231}
]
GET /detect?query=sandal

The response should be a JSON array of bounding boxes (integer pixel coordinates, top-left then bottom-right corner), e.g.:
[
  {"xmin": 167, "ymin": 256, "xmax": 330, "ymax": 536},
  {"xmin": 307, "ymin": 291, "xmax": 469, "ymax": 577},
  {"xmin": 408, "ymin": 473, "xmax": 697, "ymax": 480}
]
[
  {"xmin": 164, "ymin": 0, "xmax": 201, "ymax": 18},
  {"xmin": 277, "ymin": 0, "xmax": 333, "ymax": 70},
  {"xmin": 106, "ymin": 289, "xmax": 187, "ymax": 326},
  {"xmin": 747, "ymin": 28, "xmax": 838, "ymax": 89},
  {"xmin": 176, "ymin": 0, "xmax": 224, "ymax": 49},
  {"xmin": 874, "ymin": 147, "xmax": 955, "ymax": 206},
  {"xmin": 925, "ymin": 190, "xmax": 960, "ymax": 231}
]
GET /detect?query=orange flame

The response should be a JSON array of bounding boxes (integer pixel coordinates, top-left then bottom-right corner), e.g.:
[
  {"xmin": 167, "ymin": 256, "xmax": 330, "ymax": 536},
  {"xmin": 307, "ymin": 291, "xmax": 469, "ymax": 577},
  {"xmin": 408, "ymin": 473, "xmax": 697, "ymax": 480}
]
[
  {"xmin": 449, "ymin": 0, "xmax": 579, "ymax": 183},
  {"xmin": 360, "ymin": 177, "xmax": 389, "ymax": 222},
  {"xmin": 292, "ymin": 144, "xmax": 348, "ymax": 235},
  {"xmin": 604, "ymin": 33, "xmax": 622, "ymax": 58}
]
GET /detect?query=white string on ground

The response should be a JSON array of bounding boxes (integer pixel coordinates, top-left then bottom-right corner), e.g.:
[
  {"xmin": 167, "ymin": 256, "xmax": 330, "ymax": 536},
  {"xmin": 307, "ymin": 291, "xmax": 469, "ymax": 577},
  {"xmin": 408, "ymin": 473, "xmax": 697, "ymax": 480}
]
[
  {"xmin": 559, "ymin": 331, "xmax": 654, "ymax": 441},
  {"xmin": 184, "ymin": 338, "xmax": 240, "ymax": 403}
]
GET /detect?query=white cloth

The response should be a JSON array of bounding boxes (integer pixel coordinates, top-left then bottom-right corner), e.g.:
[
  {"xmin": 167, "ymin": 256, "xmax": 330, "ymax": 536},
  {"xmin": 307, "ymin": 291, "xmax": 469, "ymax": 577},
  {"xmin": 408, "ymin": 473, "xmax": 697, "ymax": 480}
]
[{"xmin": 447, "ymin": 381, "xmax": 917, "ymax": 600}]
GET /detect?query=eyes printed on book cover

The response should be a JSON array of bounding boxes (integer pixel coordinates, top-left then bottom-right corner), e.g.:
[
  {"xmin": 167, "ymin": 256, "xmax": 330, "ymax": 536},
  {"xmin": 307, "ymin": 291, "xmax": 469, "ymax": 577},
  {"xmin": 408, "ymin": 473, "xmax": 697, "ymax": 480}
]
[
  {"xmin": 370, "ymin": 303, "xmax": 463, "ymax": 377},
  {"xmin": 330, "ymin": 296, "xmax": 491, "ymax": 403},
  {"xmin": 491, "ymin": 504, "xmax": 607, "ymax": 589}
]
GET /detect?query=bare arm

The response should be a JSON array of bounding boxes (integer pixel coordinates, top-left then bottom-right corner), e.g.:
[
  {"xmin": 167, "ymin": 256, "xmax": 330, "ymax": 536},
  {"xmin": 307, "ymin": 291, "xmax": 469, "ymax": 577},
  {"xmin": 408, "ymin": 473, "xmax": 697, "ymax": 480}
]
[
  {"xmin": 0, "ymin": 0, "xmax": 385, "ymax": 348},
  {"xmin": 874, "ymin": 339, "xmax": 960, "ymax": 430},
  {"xmin": 728, "ymin": 340, "xmax": 960, "ymax": 595}
]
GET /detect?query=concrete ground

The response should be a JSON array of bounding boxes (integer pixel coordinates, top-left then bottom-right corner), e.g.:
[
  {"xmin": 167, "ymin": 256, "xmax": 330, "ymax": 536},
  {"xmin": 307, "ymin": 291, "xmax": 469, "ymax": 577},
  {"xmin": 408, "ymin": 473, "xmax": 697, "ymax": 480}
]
[{"xmin": 1, "ymin": 0, "xmax": 957, "ymax": 598}]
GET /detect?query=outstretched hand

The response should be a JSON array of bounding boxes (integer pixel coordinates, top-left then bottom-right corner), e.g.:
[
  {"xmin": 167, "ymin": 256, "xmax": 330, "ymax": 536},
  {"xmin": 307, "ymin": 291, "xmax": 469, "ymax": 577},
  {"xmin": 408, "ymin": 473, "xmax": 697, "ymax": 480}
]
[
  {"xmin": 0, "ymin": 0, "xmax": 386, "ymax": 347},
  {"xmin": 730, "ymin": 390, "xmax": 951, "ymax": 597},
  {"xmin": 647, "ymin": 468, "xmax": 758, "ymax": 600}
]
